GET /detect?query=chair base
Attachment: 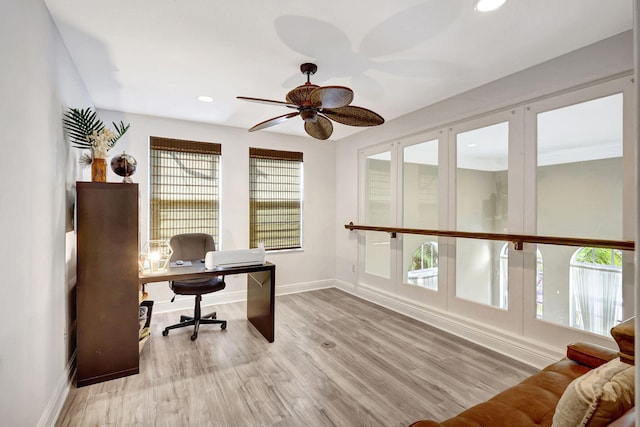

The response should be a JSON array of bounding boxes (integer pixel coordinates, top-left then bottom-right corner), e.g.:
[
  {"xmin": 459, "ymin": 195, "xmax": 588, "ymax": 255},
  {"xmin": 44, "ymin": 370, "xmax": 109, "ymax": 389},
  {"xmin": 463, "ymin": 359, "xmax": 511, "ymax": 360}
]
[{"xmin": 162, "ymin": 295, "xmax": 227, "ymax": 341}]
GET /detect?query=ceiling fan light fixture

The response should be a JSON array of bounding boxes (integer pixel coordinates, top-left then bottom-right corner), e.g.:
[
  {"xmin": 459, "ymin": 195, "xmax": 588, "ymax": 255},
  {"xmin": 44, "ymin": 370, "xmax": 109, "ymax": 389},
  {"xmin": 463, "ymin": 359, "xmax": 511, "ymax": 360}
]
[
  {"xmin": 474, "ymin": 0, "xmax": 506, "ymax": 12},
  {"xmin": 300, "ymin": 110, "xmax": 318, "ymax": 123}
]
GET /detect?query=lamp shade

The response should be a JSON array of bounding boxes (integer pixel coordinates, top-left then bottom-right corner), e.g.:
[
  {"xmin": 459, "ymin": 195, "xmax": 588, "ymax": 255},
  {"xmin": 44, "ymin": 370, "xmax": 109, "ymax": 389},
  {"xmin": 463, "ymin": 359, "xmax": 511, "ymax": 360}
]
[{"xmin": 139, "ymin": 240, "xmax": 173, "ymax": 273}]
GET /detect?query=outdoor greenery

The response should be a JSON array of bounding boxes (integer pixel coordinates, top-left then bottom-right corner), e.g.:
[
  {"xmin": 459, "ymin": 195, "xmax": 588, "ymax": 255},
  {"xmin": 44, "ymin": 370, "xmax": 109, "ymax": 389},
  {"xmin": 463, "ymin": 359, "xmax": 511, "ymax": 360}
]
[
  {"xmin": 574, "ymin": 247, "xmax": 622, "ymax": 267},
  {"xmin": 410, "ymin": 241, "xmax": 438, "ymax": 271}
]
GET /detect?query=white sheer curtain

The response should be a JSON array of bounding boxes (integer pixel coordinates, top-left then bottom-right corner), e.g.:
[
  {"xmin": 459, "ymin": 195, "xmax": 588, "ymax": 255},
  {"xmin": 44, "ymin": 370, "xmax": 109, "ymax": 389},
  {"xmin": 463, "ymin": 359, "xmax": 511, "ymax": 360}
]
[{"xmin": 570, "ymin": 265, "xmax": 622, "ymax": 336}]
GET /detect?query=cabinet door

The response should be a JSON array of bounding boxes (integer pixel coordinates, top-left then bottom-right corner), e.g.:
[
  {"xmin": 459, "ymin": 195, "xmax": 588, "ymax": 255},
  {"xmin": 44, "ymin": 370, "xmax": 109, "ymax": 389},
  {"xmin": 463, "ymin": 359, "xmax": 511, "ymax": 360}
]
[{"xmin": 76, "ymin": 182, "xmax": 139, "ymax": 386}]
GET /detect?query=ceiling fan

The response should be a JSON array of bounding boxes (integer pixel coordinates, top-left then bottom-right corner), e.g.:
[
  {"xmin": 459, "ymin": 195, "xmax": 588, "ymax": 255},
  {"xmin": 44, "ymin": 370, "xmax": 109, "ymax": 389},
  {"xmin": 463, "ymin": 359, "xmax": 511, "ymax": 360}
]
[{"xmin": 237, "ymin": 63, "xmax": 384, "ymax": 140}]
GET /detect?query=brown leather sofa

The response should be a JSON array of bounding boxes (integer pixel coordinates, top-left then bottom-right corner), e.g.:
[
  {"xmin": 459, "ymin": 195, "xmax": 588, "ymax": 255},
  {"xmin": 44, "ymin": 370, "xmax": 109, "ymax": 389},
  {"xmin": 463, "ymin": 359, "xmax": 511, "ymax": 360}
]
[{"xmin": 410, "ymin": 318, "xmax": 635, "ymax": 427}]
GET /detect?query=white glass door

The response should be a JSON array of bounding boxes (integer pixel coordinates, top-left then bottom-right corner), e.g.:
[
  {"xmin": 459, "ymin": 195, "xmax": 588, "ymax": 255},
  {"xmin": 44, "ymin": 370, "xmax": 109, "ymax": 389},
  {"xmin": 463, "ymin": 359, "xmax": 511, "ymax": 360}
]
[
  {"xmin": 359, "ymin": 144, "xmax": 397, "ymax": 290},
  {"xmin": 523, "ymin": 77, "xmax": 634, "ymax": 349},
  {"xmin": 448, "ymin": 109, "xmax": 523, "ymax": 332},
  {"xmin": 398, "ymin": 131, "xmax": 447, "ymax": 306}
]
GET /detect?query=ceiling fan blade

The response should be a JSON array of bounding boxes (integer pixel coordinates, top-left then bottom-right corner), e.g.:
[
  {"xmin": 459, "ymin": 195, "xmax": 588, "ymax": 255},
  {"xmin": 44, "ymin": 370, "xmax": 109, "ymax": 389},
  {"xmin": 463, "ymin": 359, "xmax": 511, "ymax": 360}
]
[
  {"xmin": 237, "ymin": 96, "xmax": 300, "ymax": 109},
  {"xmin": 322, "ymin": 106, "xmax": 384, "ymax": 127},
  {"xmin": 249, "ymin": 112, "xmax": 300, "ymax": 132},
  {"xmin": 304, "ymin": 115, "xmax": 333, "ymax": 140},
  {"xmin": 310, "ymin": 86, "xmax": 354, "ymax": 108}
]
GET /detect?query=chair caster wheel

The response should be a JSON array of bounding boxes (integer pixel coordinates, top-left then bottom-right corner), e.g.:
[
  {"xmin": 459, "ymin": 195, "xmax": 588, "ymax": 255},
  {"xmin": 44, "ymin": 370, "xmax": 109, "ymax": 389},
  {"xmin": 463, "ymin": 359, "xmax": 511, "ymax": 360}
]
[
  {"xmin": 162, "ymin": 329, "xmax": 169, "ymax": 336},
  {"xmin": 190, "ymin": 334, "xmax": 198, "ymax": 341},
  {"xmin": 221, "ymin": 322, "xmax": 227, "ymax": 330}
]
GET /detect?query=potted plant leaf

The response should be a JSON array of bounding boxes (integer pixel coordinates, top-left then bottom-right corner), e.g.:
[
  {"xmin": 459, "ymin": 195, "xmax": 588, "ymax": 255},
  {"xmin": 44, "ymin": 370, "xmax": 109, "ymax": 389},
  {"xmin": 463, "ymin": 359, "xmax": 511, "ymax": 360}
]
[{"xmin": 63, "ymin": 107, "xmax": 130, "ymax": 182}]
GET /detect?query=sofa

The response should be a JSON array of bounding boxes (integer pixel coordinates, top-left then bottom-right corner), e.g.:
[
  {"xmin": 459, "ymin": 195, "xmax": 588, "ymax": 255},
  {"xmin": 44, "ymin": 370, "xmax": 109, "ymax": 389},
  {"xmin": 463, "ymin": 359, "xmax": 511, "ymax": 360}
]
[{"xmin": 410, "ymin": 318, "xmax": 635, "ymax": 427}]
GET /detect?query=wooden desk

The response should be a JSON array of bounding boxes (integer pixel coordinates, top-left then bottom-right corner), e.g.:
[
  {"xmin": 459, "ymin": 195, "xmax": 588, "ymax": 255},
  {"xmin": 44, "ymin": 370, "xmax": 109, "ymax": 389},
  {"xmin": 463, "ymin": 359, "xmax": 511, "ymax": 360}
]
[{"xmin": 139, "ymin": 262, "xmax": 276, "ymax": 342}]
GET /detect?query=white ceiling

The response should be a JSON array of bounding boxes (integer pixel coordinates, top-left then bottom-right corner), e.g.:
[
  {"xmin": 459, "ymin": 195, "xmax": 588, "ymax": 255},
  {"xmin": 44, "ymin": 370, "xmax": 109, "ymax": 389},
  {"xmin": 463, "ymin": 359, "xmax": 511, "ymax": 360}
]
[{"xmin": 44, "ymin": 0, "xmax": 632, "ymax": 141}]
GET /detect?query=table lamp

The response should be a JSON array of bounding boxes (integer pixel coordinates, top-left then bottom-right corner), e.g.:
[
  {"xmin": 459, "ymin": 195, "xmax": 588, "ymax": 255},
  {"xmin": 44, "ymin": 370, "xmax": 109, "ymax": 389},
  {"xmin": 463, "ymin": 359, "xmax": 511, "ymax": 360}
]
[{"xmin": 139, "ymin": 240, "xmax": 173, "ymax": 273}]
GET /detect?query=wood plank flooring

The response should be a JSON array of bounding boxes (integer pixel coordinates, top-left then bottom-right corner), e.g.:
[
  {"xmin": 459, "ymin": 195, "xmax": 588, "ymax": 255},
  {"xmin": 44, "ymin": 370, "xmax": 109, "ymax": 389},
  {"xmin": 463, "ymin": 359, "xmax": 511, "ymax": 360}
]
[{"xmin": 56, "ymin": 288, "xmax": 538, "ymax": 427}]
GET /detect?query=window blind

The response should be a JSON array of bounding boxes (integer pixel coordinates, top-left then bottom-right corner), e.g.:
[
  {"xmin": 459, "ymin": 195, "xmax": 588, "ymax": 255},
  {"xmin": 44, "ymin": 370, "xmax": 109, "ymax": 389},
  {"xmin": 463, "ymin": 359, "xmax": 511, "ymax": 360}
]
[
  {"xmin": 249, "ymin": 148, "xmax": 303, "ymax": 250},
  {"xmin": 149, "ymin": 137, "xmax": 221, "ymax": 243}
]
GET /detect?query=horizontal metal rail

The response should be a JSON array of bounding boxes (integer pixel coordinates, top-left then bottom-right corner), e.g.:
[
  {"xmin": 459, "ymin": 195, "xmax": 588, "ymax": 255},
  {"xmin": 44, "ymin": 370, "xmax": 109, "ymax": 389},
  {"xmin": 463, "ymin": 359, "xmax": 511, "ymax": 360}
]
[{"xmin": 344, "ymin": 222, "xmax": 635, "ymax": 251}]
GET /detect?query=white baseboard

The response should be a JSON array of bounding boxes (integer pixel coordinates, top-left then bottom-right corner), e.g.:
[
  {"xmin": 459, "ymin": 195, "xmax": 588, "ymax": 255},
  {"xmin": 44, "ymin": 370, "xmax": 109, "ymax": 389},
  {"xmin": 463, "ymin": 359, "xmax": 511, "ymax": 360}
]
[
  {"xmin": 38, "ymin": 351, "xmax": 76, "ymax": 427},
  {"xmin": 275, "ymin": 279, "xmax": 334, "ymax": 296},
  {"xmin": 154, "ymin": 279, "xmax": 335, "ymax": 314},
  {"xmin": 334, "ymin": 279, "xmax": 563, "ymax": 369}
]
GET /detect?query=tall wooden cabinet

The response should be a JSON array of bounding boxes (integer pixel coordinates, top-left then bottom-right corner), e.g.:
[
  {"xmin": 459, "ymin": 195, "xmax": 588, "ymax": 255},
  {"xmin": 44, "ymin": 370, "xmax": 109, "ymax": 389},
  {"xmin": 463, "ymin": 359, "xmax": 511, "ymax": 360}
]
[{"xmin": 76, "ymin": 182, "xmax": 139, "ymax": 387}]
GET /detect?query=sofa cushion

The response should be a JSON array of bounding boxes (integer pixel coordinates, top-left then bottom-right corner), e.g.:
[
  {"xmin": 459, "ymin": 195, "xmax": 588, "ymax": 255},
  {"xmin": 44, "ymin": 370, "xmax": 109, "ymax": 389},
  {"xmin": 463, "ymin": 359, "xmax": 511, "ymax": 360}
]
[{"xmin": 551, "ymin": 358, "xmax": 634, "ymax": 427}]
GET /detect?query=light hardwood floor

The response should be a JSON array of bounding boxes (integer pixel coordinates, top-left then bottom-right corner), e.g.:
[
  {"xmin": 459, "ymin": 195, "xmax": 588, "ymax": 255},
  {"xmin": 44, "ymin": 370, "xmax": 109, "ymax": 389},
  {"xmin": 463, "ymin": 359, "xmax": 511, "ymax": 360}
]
[{"xmin": 56, "ymin": 288, "xmax": 538, "ymax": 427}]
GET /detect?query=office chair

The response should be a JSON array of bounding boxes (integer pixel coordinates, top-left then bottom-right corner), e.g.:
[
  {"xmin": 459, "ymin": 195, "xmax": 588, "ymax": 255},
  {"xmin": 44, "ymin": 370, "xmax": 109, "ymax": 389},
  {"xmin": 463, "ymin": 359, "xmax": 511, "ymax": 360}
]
[{"xmin": 162, "ymin": 233, "xmax": 227, "ymax": 341}]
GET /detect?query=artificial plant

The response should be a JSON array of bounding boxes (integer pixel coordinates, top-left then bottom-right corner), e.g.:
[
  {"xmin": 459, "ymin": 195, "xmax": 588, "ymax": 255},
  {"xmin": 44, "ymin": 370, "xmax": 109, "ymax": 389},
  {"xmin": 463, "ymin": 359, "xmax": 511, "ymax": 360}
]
[{"xmin": 63, "ymin": 107, "xmax": 130, "ymax": 151}]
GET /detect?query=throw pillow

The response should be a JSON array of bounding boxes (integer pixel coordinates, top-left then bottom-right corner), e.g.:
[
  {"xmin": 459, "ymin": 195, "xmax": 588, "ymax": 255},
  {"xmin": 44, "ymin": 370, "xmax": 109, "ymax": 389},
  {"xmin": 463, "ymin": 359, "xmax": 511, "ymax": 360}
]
[{"xmin": 552, "ymin": 357, "xmax": 634, "ymax": 427}]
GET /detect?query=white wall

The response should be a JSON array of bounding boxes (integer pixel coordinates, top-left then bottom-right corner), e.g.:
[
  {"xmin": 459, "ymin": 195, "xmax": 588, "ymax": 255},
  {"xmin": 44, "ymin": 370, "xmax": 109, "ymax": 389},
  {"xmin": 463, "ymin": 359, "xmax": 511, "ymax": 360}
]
[
  {"xmin": 95, "ymin": 110, "xmax": 337, "ymax": 310},
  {"xmin": 335, "ymin": 31, "xmax": 634, "ymax": 367},
  {"xmin": 0, "ymin": 0, "xmax": 91, "ymax": 425}
]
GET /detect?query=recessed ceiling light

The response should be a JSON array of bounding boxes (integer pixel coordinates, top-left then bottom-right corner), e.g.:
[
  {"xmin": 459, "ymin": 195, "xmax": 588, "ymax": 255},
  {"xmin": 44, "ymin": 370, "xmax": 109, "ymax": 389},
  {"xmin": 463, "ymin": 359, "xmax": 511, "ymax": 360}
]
[
  {"xmin": 467, "ymin": 143, "xmax": 478, "ymax": 147},
  {"xmin": 474, "ymin": 0, "xmax": 506, "ymax": 12},
  {"xmin": 197, "ymin": 95, "xmax": 214, "ymax": 103}
]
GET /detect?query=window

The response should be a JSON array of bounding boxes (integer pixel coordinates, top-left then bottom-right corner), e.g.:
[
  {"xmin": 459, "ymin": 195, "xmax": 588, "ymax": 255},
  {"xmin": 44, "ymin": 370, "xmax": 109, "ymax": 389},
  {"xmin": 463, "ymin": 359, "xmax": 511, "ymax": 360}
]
[
  {"xmin": 403, "ymin": 137, "xmax": 439, "ymax": 290},
  {"xmin": 364, "ymin": 150, "xmax": 392, "ymax": 278},
  {"xmin": 535, "ymin": 92, "xmax": 624, "ymax": 330},
  {"xmin": 455, "ymin": 121, "xmax": 509, "ymax": 308},
  {"xmin": 249, "ymin": 148, "xmax": 303, "ymax": 251},
  {"xmin": 570, "ymin": 247, "xmax": 622, "ymax": 336},
  {"xmin": 407, "ymin": 242, "xmax": 438, "ymax": 290},
  {"xmin": 149, "ymin": 137, "xmax": 221, "ymax": 242}
]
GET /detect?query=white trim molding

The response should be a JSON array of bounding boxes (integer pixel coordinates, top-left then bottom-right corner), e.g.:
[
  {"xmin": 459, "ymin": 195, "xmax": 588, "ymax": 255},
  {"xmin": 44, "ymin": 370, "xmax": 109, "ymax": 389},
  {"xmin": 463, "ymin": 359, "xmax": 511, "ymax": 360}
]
[
  {"xmin": 38, "ymin": 351, "xmax": 76, "ymax": 427},
  {"xmin": 154, "ymin": 279, "xmax": 335, "ymax": 313}
]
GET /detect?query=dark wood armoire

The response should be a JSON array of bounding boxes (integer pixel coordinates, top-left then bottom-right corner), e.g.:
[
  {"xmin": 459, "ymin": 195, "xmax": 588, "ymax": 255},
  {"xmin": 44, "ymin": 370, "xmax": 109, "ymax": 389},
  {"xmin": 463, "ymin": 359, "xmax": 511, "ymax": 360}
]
[{"xmin": 76, "ymin": 181, "xmax": 139, "ymax": 387}]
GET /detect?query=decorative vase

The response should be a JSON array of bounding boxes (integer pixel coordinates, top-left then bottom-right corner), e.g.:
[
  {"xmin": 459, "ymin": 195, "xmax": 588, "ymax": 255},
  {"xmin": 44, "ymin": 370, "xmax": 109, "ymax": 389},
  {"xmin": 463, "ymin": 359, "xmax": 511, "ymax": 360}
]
[{"xmin": 91, "ymin": 157, "xmax": 107, "ymax": 182}]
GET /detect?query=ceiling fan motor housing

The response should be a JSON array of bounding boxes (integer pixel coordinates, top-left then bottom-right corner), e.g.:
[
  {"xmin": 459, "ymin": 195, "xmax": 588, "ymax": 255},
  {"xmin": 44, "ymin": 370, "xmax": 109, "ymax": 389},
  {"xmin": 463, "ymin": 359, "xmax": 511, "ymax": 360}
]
[{"xmin": 300, "ymin": 109, "xmax": 318, "ymax": 123}]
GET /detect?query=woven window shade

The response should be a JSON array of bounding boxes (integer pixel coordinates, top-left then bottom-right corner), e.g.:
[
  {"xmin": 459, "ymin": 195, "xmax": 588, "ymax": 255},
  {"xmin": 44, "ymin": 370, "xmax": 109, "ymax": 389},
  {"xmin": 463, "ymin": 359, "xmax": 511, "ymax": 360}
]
[
  {"xmin": 150, "ymin": 137, "xmax": 221, "ymax": 242},
  {"xmin": 249, "ymin": 148, "xmax": 303, "ymax": 250}
]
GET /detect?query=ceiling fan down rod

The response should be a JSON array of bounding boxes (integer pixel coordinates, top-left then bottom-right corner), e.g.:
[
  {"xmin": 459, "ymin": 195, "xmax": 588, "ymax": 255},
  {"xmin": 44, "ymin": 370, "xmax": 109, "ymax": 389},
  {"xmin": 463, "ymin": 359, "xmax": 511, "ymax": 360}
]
[{"xmin": 300, "ymin": 63, "xmax": 317, "ymax": 84}]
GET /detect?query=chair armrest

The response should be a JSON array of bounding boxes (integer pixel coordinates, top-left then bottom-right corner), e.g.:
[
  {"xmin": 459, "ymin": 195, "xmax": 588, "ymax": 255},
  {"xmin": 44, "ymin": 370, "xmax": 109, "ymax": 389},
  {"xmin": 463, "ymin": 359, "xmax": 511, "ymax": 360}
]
[
  {"xmin": 567, "ymin": 342, "xmax": 618, "ymax": 369},
  {"xmin": 408, "ymin": 421, "xmax": 444, "ymax": 427},
  {"xmin": 611, "ymin": 317, "xmax": 635, "ymax": 365}
]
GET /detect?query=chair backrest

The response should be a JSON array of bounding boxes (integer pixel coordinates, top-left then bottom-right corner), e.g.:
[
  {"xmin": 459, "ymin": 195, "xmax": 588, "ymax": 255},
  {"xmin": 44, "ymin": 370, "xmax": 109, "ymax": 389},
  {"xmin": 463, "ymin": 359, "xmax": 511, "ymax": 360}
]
[{"xmin": 169, "ymin": 233, "xmax": 216, "ymax": 261}]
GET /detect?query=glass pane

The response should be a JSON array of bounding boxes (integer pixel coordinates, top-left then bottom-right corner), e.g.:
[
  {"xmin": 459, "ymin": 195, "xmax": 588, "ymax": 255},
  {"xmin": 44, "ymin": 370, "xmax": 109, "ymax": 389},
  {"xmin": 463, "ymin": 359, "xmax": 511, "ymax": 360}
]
[
  {"xmin": 536, "ymin": 93, "xmax": 624, "ymax": 335},
  {"xmin": 456, "ymin": 122, "xmax": 509, "ymax": 307},
  {"xmin": 569, "ymin": 248, "xmax": 622, "ymax": 335},
  {"xmin": 403, "ymin": 139, "xmax": 438, "ymax": 289},
  {"xmin": 365, "ymin": 151, "xmax": 391, "ymax": 278}
]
